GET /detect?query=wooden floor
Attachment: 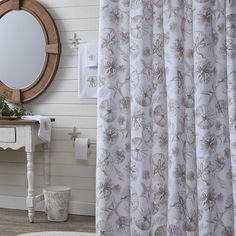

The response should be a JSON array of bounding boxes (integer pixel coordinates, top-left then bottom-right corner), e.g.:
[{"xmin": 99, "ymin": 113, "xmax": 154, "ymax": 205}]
[{"xmin": 0, "ymin": 208, "xmax": 95, "ymax": 236}]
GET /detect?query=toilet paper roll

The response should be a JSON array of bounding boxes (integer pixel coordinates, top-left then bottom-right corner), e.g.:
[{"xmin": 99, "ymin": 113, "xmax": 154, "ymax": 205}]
[{"xmin": 74, "ymin": 138, "xmax": 89, "ymax": 160}]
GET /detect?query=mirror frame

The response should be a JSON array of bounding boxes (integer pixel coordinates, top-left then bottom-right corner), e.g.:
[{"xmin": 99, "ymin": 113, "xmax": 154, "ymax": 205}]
[{"xmin": 0, "ymin": 0, "xmax": 61, "ymax": 103}]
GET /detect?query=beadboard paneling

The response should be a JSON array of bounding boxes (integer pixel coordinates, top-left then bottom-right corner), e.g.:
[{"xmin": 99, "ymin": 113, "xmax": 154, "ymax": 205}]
[
  {"xmin": 25, "ymin": 104, "xmax": 97, "ymax": 116},
  {"xmin": 60, "ymin": 31, "xmax": 98, "ymax": 44},
  {"xmin": 0, "ymin": 174, "xmax": 95, "ymax": 190},
  {"xmin": 0, "ymin": 186, "xmax": 95, "ymax": 203},
  {"xmin": 0, "ymin": 162, "xmax": 96, "ymax": 178},
  {"xmin": 48, "ymin": 6, "xmax": 99, "ymax": 20},
  {"xmin": 59, "ymin": 55, "xmax": 78, "ymax": 68},
  {"xmin": 39, "ymin": 0, "xmax": 98, "ymax": 8},
  {"xmin": 56, "ymin": 68, "xmax": 78, "ymax": 80},
  {"xmin": 56, "ymin": 18, "xmax": 99, "ymax": 32},
  {"xmin": 52, "ymin": 128, "xmax": 97, "ymax": 141},
  {"xmin": 35, "ymin": 92, "xmax": 97, "ymax": 104},
  {"xmin": 0, "ymin": 0, "xmax": 98, "ymax": 216},
  {"xmin": 0, "ymin": 150, "xmax": 97, "ymax": 166}
]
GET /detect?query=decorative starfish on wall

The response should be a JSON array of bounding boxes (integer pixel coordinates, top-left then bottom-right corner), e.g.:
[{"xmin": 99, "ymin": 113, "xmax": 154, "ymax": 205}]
[
  {"xmin": 69, "ymin": 33, "xmax": 81, "ymax": 49},
  {"xmin": 68, "ymin": 127, "xmax": 80, "ymax": 142}
]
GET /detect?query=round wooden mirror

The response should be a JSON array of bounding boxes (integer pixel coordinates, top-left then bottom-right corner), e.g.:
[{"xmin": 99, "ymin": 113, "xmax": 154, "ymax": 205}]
[{"xmin": 0, "ymin": 0, "xmax": 61, "ymax": 103}]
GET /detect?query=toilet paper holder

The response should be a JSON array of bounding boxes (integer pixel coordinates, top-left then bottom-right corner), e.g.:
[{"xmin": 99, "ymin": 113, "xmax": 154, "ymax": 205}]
[{"xmin": 68, "ymin": 127, "xmax": 92, "ymax": 148}]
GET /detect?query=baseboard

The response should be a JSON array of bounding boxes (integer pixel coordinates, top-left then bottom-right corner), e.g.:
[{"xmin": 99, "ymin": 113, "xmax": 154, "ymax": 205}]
[{"xmin": 0, "ymin": 195, "xmax": 95, "ymax": 216}]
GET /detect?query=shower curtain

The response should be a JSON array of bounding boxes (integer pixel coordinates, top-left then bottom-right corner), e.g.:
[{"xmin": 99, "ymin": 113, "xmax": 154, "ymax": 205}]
[{"xmin": 97, "ymin": 0, "xmax": 236, "ymax": 235}]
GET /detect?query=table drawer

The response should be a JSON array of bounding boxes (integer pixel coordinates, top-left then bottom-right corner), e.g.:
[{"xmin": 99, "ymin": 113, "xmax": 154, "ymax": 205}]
[{"xmin": 0, "ymin": 128, "xmax": 16, "ymax": 143}]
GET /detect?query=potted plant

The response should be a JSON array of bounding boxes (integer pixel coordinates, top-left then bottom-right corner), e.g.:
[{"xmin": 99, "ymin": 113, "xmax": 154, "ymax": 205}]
[{"xmin": 0, "ymin": 96, "xmax": 30, "ymax": 119}]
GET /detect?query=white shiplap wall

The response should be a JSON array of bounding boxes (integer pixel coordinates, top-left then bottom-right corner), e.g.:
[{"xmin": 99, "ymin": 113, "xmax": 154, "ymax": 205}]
[{"xmin": 0, "ymin": 0, "xmax": 99, "ymax": 216}]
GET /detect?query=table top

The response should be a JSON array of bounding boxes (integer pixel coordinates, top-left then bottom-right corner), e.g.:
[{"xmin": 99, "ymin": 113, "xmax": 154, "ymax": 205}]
[{"xmin": 0, "ymin": 118, "xmax": 55, "ymax": 126}]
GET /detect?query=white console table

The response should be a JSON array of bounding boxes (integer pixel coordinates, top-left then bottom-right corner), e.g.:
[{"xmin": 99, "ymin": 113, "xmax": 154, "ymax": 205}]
[{"xmin": 0, "ymin": 119, "xmax": 54, "ymax": 223}]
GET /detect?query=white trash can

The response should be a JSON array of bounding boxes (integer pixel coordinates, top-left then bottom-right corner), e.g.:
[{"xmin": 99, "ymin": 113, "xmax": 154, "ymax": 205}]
[{"xmin": 43, "ymin": 186, "xmax": 71, "ymax": 222}]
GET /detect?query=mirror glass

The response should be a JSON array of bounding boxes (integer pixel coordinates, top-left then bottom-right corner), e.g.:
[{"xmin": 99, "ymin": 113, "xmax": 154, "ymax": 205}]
[{"xmin": 0, "ymin": 10, "xmax": 46, "ymax": 89}]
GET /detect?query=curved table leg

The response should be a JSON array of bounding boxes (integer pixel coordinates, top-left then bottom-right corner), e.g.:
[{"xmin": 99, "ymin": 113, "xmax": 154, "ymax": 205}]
[{"xmin": 26, "ymin": 151, "xmax": 35, "ymax": 223}]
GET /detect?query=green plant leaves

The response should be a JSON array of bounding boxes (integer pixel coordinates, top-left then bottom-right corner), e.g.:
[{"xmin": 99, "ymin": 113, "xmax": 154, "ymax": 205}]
[{"xmin": 0, "ymin": 96, "xmax": 29, "ymax": 117}]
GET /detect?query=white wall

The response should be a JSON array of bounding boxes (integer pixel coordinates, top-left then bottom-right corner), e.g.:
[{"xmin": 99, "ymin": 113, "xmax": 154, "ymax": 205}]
[{"xmin": 0, "ymin": 0, "xmax": 99, "ymax": 216}]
